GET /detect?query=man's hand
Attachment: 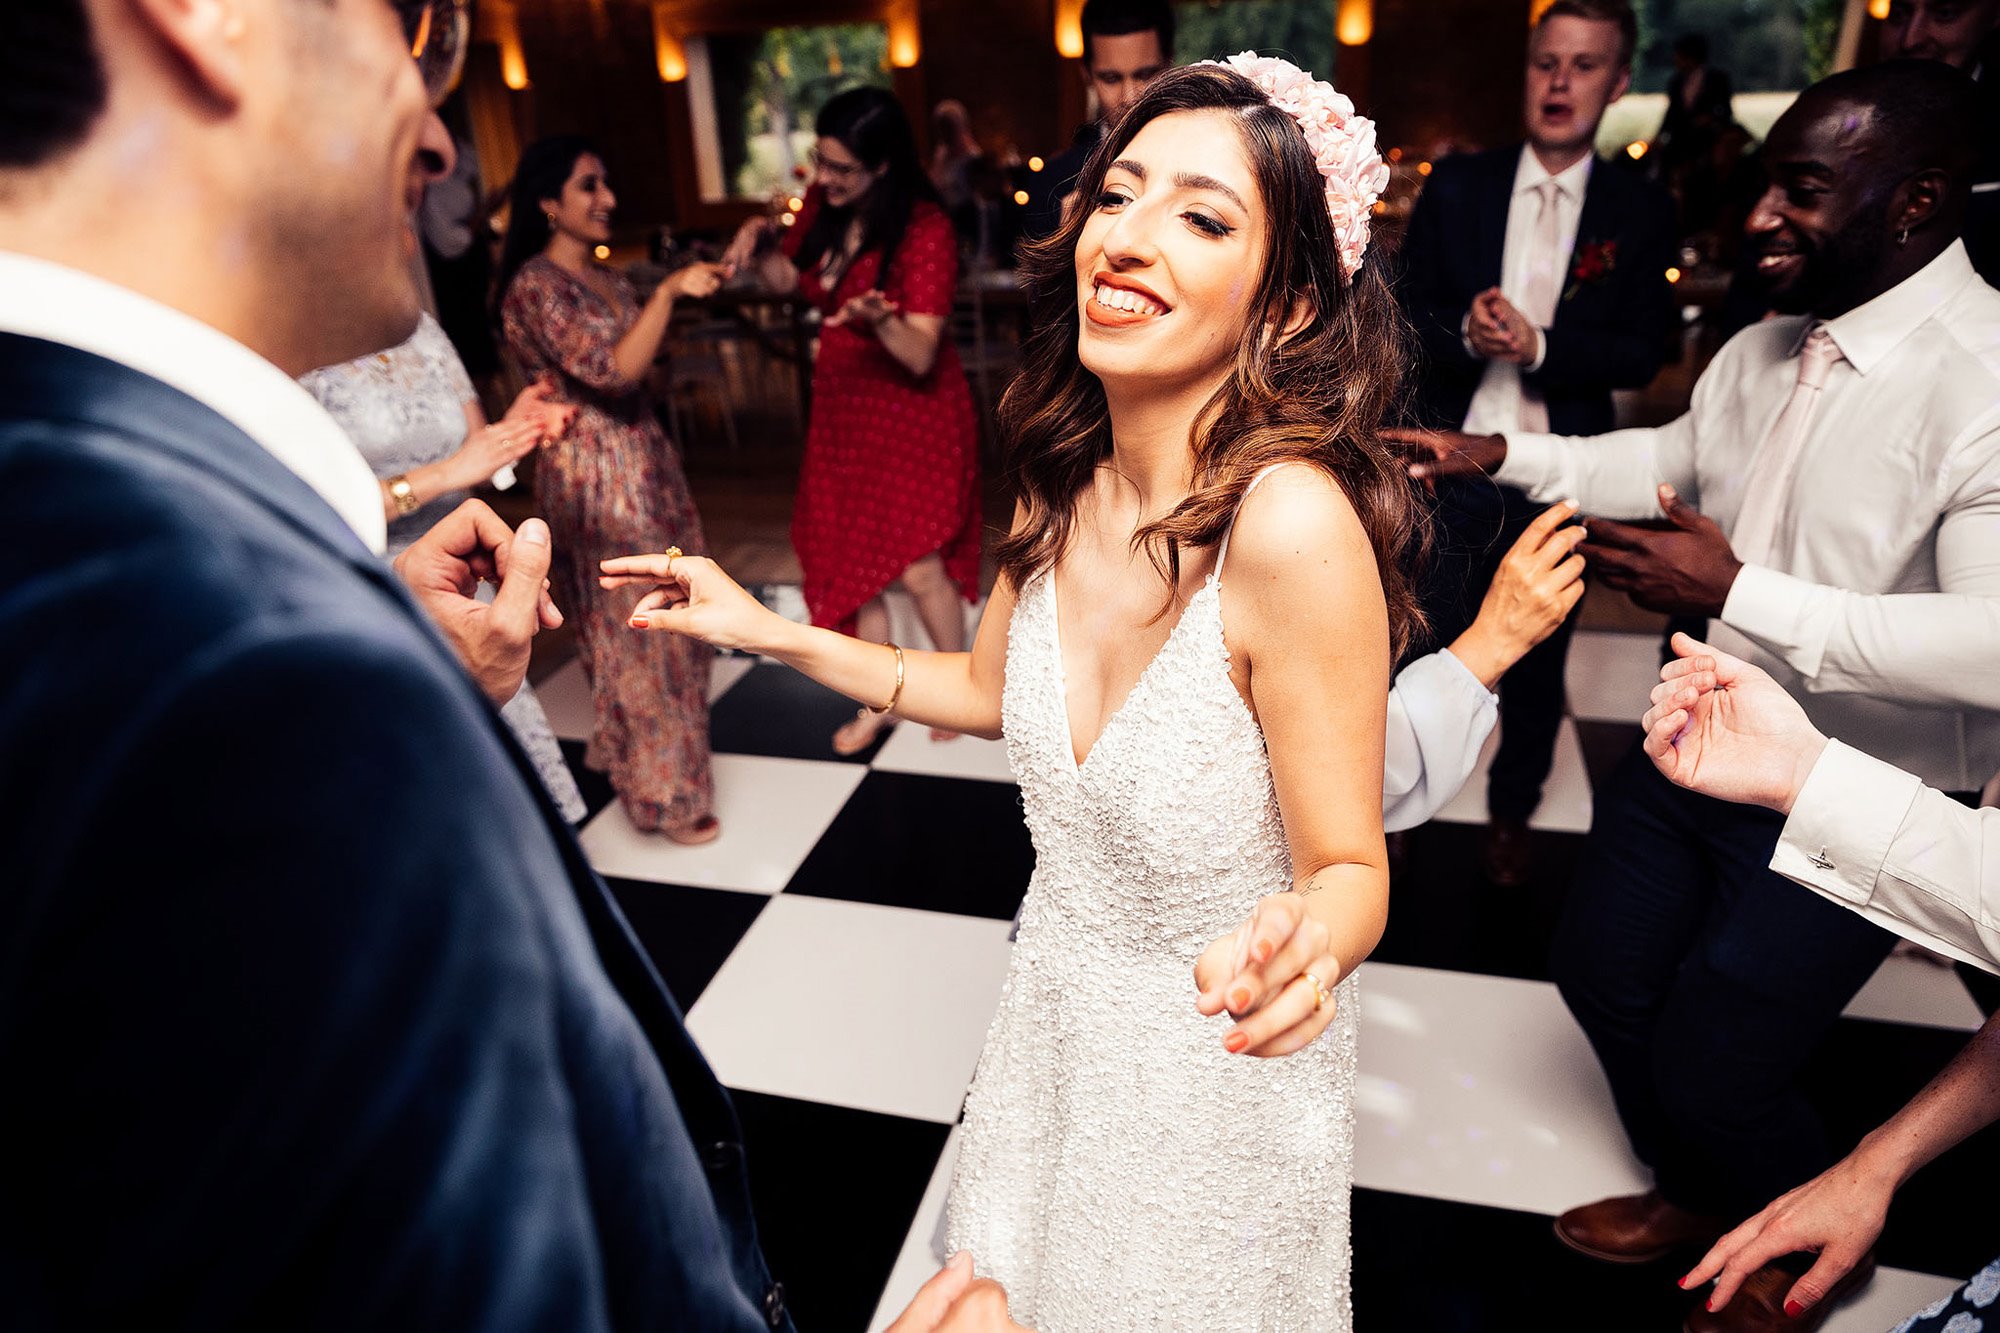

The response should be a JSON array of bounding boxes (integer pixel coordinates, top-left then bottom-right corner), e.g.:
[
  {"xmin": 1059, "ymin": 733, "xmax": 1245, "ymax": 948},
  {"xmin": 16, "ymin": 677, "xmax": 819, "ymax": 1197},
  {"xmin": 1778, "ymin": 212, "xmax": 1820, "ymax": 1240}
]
[
  {"xmin": 393, "ymin": 500, "xmax": 562, "ymax": 707},
  {"xmin": 1378, "ymin": 427, "xmax": 1507, "ymax": 483},
  {"xmin": 885, "ymin": 1253, "xmax": 1031, "ymax": 1332},
  {"xmin": 1468, "ymin": 288, "xmax": 1538, "ymax": 365},
  {"xmin": 1641, "ymin": 632, "xmax": 1828, "ymax": 814},
  {"xmin": 1577, "ymin": 484, "xmax": 1742, "ymax": 617}
]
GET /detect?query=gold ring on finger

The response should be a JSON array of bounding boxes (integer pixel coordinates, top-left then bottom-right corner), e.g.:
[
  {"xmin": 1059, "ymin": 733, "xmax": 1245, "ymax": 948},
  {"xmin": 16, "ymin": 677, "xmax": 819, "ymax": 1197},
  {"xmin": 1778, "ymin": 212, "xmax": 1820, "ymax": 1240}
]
[
  {"xmin": 661, "ymin": 545, "xmax": 682, "ymax": 571},
  {"xmin": 1302, "ymin": 971, "xmax": 1332, "ymax": 1012}
]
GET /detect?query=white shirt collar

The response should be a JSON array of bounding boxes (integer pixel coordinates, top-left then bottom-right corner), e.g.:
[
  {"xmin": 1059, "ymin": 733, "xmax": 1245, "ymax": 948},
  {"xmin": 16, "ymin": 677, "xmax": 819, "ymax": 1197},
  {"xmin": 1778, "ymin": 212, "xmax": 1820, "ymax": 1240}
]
[
  {"xmin": 0, "ymin": 251, "xmax": 387, "ymax": 554},
  {"xmin": 1515, "ymin": 144, "xmax": 1594, "ymax": 202},
  {"xmin": 1819, "ymin": 239, "xmax": 1981, "ymax": 376}
]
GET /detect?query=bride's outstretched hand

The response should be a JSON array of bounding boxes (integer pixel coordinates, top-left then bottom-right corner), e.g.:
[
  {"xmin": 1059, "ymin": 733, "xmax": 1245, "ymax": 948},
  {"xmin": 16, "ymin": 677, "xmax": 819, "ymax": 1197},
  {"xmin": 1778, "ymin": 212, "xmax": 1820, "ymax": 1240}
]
[
  {"xmin": 1193, "ymin": 892, "xmax": 1341, "ymax": 1058},
  {"xmin": 599, "ymin": 551, "xmax": 778, "ymax": 653}
]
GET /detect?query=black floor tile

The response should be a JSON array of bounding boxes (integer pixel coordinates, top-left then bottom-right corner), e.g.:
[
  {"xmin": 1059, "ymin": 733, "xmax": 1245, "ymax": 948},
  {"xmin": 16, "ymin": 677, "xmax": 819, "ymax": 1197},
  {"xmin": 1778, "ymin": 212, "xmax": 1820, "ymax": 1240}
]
[
  {"xmin": 709, "ymin": 664, "xmax": 889, "ymax": 764},
  {"xmin": 731, "ymin": 1090, "xmax": 951, "ymax": 1333},
  {"xmin": 1376, "ymin": 822, "xmax": 1584, "ymax": 983},
  {"xmin": 604, "ymin": 877, "xmax": 769, "ymax": 1011},
  {"xmin": 1352, "ymin": 1188, "xmax": 1704, "ymax": 1331},
  {"xmin": 559, "ymin": 738, "xmax": 618, "ymax": 825},
  {"xmin": 784, "ymin": 770, "xmax": 1034, "ymax": 920}
]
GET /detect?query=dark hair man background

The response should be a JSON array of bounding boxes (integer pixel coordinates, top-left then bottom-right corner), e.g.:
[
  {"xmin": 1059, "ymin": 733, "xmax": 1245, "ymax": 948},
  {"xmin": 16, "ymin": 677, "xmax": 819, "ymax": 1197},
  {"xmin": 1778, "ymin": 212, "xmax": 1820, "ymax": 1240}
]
[
  {"xmin": 1882, "ymin": 0, "xmax": 2000, "ymax": 281},
  {"xmin": 1018, "ymin": 0, "xmax": 1175, "ymax": 241}
]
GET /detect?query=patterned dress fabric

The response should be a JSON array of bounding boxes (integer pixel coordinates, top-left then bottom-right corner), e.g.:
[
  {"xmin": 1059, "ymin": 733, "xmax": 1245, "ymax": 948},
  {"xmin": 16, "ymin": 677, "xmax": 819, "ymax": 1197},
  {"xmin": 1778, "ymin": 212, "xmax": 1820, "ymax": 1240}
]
[
  {"xmin": 502, "ymin": 259, "xmax": 715, "ymax": 834},
  {"xmin": 946, "ymin": 479, "xmax": 1358, "ymax": 1331},
  {"xmin": 1893, "ymin": 1256, "xmax": 2000, "ymax": 1332},
  {"xmin": 784, "ymin": 190, "xmax": 982, "ymax": 633},
  {"xmin": 301, "ymin": 313, "xmax": 586, "ymax": 824}
]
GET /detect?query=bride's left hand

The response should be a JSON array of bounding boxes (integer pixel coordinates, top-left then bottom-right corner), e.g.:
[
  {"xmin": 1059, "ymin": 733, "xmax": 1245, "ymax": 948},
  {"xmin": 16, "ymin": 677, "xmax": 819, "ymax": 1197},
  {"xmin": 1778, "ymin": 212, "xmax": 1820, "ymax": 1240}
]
[{"xmin": 1193, "ymin": 893, "xmax": 1341, "ymax": 1057}]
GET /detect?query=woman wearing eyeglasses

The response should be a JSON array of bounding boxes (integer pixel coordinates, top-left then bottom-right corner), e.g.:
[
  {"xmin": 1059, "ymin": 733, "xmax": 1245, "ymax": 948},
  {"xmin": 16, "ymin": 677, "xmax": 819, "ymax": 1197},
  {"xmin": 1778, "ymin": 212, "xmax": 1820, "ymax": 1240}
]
[
  {"xmin": 724, "ymin": 86, "xmax": 982, "ymax": 756},
  {"xmin": 499, "ymin": 136, "xmax": 730, "ymax": 844}
]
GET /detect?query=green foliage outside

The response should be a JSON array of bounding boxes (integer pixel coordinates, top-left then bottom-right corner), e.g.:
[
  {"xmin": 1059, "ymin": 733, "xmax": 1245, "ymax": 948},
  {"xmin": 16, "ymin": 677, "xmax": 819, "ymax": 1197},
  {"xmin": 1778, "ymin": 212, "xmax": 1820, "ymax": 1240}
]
[
  {"xmin": 1172, "ymin": 0, "xmax": 1336, "ymax": 76},
  {"xmin": 707, "ymin": 23, "xmax": 891, "ymax": 201},
  {"xmin": 1625, "ymin": 0, "xmax": 1849, "ymax": 94}
]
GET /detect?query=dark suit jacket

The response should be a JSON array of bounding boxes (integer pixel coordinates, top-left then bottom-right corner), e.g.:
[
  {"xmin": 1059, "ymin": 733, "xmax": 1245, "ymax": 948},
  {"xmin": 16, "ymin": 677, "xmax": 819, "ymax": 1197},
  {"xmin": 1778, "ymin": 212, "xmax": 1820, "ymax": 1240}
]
[
  {"xmin": 0, "ymin": 335, "xmax": 790, "ymax": 1332},
  {"xmin": 1397, "ymin": 145, "xmax": 1679, "ymax": 438}
]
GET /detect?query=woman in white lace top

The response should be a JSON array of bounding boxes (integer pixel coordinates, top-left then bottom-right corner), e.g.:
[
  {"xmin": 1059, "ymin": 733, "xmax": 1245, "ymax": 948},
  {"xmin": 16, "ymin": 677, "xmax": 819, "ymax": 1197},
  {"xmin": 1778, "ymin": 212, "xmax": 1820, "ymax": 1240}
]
[{"xmin": 302, "ymin": 313, "xmax": 588, "ymax": 824}]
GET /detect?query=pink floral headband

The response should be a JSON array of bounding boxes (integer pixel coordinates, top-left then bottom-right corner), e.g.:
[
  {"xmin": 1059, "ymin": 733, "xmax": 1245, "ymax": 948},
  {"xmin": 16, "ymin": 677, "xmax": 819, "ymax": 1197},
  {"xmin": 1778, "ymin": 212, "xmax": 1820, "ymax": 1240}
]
[{"xmin": 1196, "ymin": 52, "xmax": 1390, "ymax": 282}]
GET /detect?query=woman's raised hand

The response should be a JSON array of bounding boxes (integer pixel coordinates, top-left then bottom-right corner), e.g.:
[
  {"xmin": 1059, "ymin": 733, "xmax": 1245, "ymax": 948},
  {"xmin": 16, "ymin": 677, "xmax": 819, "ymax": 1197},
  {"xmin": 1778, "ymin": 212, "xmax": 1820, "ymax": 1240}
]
[
  {"xmin": 503, "ymin": 379, "xmax": 576, "ymax": 440},
  {"xmin": 599, "ymin": 551, "xmax": 781, "ymax": 654},
  {"xmin": 826, "ymin": 289, "xmax": 898, "ymax": 330},
  {"xmin": 1445, "ymin": 500, "xmax": 1586, "ymax": 688},
  {"xmin": 720, "ymin": 216, "xmax": 778, "ymax": 271},
  {"xmin": 1192, "ymin": 892, "xmax": 1342, "ymax": 1057},
  {"xmin": 664, "ymin": 260, "xmax": 729, "ymax": 302},
  {"xmin": 452, "ymin": 417, "xmax": 546, "ymax": 488}
]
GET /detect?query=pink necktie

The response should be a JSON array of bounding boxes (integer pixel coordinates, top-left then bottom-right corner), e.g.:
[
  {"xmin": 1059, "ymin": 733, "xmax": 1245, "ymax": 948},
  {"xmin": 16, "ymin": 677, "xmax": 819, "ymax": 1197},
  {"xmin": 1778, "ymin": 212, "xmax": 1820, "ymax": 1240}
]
[
  {"xmin": 1517, "ymin": 180, "xmax": 1563, "ymax": 434},
  {"xmin": 1732, "ymin": 326, "xmax": 1843, "ymax": 565}
]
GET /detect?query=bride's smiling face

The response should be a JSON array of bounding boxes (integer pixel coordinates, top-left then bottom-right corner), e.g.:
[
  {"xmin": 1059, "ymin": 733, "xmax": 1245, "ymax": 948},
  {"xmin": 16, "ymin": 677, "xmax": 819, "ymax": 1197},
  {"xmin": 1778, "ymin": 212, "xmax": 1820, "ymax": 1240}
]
[{"xmin": 1074, "ymin": 108, "xmax": 1269, "ymax": 392}]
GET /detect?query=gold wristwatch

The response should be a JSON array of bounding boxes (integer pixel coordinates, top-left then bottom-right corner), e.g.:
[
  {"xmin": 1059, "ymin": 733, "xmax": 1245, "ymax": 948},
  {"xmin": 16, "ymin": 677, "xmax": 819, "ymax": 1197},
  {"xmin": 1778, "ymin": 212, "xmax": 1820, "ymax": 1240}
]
[{"xmin": 386, "ymin": 474, "xmax": 420, "ymax": 516}]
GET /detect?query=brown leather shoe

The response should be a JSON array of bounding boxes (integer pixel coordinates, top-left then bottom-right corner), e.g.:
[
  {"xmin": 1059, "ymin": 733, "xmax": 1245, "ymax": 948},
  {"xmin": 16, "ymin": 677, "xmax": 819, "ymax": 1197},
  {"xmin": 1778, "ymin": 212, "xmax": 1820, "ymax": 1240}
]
[
  {"xmin": 1554, "ymin": 1190, "xmax": 1730, "ymax": 1264},
  {"xmin": 1481, "ymin": 817, "xmax": 1535, "ymax": 887},
  {"xmin": 1682, "ymin": 1253, "xmax": 1877, "ymax": 1332}
]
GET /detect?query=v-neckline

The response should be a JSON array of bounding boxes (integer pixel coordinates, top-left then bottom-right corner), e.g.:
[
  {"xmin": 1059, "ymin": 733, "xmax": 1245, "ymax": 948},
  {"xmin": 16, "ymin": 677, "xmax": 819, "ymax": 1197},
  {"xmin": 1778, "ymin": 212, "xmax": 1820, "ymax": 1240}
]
[{"xmin": 1047, "ymin": 568, "xmax": 1217, "ymax": 774}]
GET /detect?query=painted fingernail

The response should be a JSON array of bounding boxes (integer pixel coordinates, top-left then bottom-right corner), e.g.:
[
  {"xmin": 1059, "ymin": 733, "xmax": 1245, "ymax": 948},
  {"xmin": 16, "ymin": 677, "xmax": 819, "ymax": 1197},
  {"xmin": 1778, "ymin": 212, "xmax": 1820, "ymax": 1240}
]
[
  {"xmin": 629, "ymin": 616, "xmax": 648, "ymax": 628},
  {"xmin": 1224, "ymin": 1031, "xmax": 1249, "ymax": 1053},
  {"xmin": 1254, "ymin": 939, "xmax": 1273, "ymax": 962},
  {"xmin": 1228, "ymin": 988, "xmax": 1251, "ymax": 1011},
  {"xmin": 1784, "ymin": 1300, "xmax": 1805, "ymax": 1319},
  {"xmin": 1707, "ymin": 1298, "xmax": 1718, "ymax": 1312}
]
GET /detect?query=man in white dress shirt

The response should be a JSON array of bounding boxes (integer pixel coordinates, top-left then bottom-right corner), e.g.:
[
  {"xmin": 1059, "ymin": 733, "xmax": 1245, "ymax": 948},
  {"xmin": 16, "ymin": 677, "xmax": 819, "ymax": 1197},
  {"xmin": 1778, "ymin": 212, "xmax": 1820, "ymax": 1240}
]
[
  {"xmin": 1392, "ymin": 60, "xmax": 2000, "ymax": 1333},
  {"xmin": 1397, "ymin": 0, "xmax": 1677, "ymax": 886}
]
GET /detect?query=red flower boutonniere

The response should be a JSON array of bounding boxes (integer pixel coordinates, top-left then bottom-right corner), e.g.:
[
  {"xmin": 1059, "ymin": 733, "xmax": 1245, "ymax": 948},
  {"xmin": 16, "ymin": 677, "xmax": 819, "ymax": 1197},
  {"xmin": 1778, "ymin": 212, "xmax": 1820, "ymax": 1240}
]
[{"xmin": 1564, "ymin": 239, "xmax": 1618, "ymax": 301}]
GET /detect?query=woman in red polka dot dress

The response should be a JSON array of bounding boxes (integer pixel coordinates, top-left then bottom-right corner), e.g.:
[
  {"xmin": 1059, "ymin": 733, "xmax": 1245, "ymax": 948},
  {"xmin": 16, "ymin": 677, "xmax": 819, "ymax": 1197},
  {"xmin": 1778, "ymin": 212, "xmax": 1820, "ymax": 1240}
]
[{"xmin": 726, "ymin": 87, "xmax": 982, "ymax": 754}]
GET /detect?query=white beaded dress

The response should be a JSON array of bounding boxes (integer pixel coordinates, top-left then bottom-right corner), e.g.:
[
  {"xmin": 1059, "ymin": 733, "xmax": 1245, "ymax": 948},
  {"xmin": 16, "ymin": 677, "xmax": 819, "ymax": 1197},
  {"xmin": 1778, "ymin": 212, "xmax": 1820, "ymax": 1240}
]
[{"xmin": 946, "ymin": 474, "xmax": 1360, "ymax": 1331}]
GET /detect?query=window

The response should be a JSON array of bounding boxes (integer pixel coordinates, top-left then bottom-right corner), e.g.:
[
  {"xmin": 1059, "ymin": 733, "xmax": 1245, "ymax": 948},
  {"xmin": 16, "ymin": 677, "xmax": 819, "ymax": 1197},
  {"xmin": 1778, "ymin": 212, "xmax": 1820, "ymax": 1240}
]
[
  {"xmin": 1172, "ymin": 0, "xmax": 1336, "ymax": 77},
  {"xmin": 686, "ymin": 23, "xmax": 892, "ymax": 204}
]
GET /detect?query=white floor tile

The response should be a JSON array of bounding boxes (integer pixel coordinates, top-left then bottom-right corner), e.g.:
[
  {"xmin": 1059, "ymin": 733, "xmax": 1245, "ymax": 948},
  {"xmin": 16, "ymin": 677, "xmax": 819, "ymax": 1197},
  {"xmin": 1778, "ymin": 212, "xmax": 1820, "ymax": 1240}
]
[
  {"xmin": 577, "ymin": 754, "xmax": 866, "ymax": 894},
  {"xmin": 871, "ymin": 722, "xmax": 1017, "ymax": 784},
  {"xmin": 537, "ymin": 659, "xmax": 591, "ymax": 742},
  {"xmin": 1822, "ymin": 1266, "xmax": 1964, "ymax": 1332},
  {"xmin": 1355, "ymin": 962, "xmax": 1652, "ymax": 1216},
  {"xmin": 536, "ymin": 653, "xmax": 753, "ymax": 744},
  {"xmin": 1567, "ymin": 629, "xmax": 1664, "ymax": 726},
  {"xmin": 879, "ymin": 589, "xmax": 988, "ymax": 652},
  {"xmin": 1843, "ymin": 948, "xmax": 1986, "ymax": 1032},
  {"xmin": 688, "ymin": 897, "xmax": 1014, "ymax": 1123},
  {"xmin": 1430, "ymin": 715, "xmax": 1595, "ymax": 832},
  {"xmin": 867, "ymin": 1127, "xmax": 963, "ymax": 1333}
]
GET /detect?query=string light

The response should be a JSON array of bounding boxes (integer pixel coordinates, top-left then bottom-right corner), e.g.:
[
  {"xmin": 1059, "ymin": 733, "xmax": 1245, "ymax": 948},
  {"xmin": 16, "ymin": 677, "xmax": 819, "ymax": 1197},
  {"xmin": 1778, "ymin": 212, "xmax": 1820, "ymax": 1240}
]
[
  {"xmin": 1626, "ymin": 140, "xmax": 1649, "ymax": 160},
  {"xmin": 1665, "ymin": 267, "xmax": 1682, "ymax": 283},
  {"xmin": 1013, "ymin": 189, "xmax": 1030, "ymax": 206},
  {"xmin": 1029, "ymin": 156, "xmax": 1045, "ymax": 173}
]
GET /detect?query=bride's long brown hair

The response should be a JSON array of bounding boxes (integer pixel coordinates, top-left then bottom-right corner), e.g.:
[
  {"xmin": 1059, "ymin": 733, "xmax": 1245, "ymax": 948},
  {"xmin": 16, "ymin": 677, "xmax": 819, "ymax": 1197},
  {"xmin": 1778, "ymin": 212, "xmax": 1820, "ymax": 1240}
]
[{"xmin": 994, "ymin": 63, "xmax": 1426, "ymax": 659}]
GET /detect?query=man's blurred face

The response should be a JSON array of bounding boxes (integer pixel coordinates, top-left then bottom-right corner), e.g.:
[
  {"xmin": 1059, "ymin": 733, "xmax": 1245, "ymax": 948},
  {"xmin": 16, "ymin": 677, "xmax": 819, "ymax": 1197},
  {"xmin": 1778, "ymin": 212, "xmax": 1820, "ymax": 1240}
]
[
  {"xmin": 254, "ymin": 0, "xmax": 450, "ymax": 369},
  {"xmin": 1523, "ymin": 15, "xmax": 1631, "ymax": 162},
  {"xmin": 1084, "ymin": 29, "xmax": 1170, "ymax": 124},
  {"xmin": 1883, "ymin": 0, "xmax": 2000, "ymax": 68}
]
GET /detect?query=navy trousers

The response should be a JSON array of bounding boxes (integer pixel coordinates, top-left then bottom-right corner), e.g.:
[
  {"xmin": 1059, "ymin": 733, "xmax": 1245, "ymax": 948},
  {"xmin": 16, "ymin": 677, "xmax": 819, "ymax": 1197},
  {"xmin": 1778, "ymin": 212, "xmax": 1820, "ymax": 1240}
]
[{"xmin": 1551, "ymin": 745, "xmax": 1898, "ymax": 1218}]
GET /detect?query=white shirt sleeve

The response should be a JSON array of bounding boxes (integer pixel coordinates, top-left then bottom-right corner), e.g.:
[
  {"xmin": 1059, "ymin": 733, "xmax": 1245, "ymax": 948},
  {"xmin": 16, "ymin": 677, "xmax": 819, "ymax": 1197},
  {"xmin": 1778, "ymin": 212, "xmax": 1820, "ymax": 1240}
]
[
  {"xmin": 1383, "ymin": 649, "xmax": 1499, "ymax": 833},
  {"xmin": 1719, "ymin": 425, "xmax": 2000, "ymax": 709},
  {"xmin": 1773, "ymin": 739, "xmax": 2000, "ymax": 972},
  {"xmin": 1494, "ymin": 412, "xmax": 1699, "ymax": 519}
]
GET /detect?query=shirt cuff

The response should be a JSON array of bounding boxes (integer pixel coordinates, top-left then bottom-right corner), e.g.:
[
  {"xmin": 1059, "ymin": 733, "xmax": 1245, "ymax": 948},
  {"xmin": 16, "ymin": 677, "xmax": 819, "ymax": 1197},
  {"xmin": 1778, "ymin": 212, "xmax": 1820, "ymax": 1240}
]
[
  {"xmin": 1719, "ymin": 563, "xmax": 1829, "ymax": 678},
  {"xmin": 1524, "ymin": 327, "xmax": 1549, "ymax": 373},
  {"xmin": 1492, "ymin": 432, "xmax": 1561, "ymax": 495},
  {"xmin": 1460, "ymin": 312, "xmax": 1479, "ymax": 361},
  {"xmin": 1431, "ymin": 646, "xmax": 1502, "ymax": 705},
  {"xmin": 1771, "ymin": 739, "xmax": 1925, "ymax": 909}
]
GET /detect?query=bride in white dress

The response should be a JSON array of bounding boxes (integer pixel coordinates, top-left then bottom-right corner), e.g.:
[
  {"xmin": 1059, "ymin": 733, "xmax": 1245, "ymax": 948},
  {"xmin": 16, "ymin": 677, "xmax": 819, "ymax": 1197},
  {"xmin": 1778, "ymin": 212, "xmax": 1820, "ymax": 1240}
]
[{"xmin": 605, "ymin": 58, "xmax": 1416, "ymax": 1331}]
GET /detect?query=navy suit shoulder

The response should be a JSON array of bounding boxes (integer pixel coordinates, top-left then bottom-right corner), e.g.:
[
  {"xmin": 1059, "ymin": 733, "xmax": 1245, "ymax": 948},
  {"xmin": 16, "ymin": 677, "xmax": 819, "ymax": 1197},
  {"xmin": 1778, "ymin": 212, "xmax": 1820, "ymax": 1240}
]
[{"xmin": 0, "ymin": 338, "xmax": 786, "ymax": 1331}]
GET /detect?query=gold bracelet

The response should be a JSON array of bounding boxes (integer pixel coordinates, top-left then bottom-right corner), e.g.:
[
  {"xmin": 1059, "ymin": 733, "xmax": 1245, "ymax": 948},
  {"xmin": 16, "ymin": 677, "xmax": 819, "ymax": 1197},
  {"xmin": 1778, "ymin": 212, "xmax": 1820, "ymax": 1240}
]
[{"xmin": 868, "ymin": 641, "xmax": 905, "ymax": 715}]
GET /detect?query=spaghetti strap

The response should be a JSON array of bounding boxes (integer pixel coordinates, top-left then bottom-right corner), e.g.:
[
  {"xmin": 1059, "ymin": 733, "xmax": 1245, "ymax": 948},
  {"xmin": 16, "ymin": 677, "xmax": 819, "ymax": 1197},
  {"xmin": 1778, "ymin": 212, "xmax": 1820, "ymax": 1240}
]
[{"xmin": 1215, "ymin": 463, "xmax": 1295, "ymax": 579}]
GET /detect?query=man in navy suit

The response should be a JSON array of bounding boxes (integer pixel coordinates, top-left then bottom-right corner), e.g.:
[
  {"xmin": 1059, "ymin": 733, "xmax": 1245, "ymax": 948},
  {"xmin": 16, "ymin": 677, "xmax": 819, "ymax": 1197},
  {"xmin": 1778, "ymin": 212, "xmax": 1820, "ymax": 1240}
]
[
  {"xmin": 0, "ymin": 2, "xmax": 1009, "ymax": 1328},
  {"xmin": 1397, "ymin": 0, "xmax": 1677, "ymax": 885}
]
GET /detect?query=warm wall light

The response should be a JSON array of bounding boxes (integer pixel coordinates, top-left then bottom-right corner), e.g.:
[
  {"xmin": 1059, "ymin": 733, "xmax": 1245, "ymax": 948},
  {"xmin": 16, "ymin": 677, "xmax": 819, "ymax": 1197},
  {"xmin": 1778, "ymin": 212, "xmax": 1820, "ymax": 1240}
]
[
  {"xmin": 1666, "ymin": 266, "xmax": 1682, "ymax": 282},
  {"xmin": 1028, "ymin": 156, "xmax": 1045, "ymax": 172},
  {"xmin": 1869, "ymin": 0, "xmax": 1892, "ymax": 16},
  {"xmin": 1013, "ymin": 189, "xmax": 1030, "ymax": 206},
  {"xmin": 1529, "ymin": 0, "xmax": 1559, "ymax": 20},
  {"xmin": 1336, "ymin": 0, "xmax": 1373, "ymax": 46},
  {"xmin": 595, "ymin": 245, "xmax": 612, "ymax": 260},
  {"xmin": 888, "ymin": 2, "xmax": 921, "ymax": 67},
  {"xmin": 483, "ymin": 0, "xmax": 529, "ymax": 90},
  {"xmin": 1626, "ymin": 139, "xmax": 1648, "ymax": 159},
  {"xmin": 1055, "ymin": 0, "xmax": 1086, "ymax": 58},
  {"xmin": 652, "ymin": 5, "xmax": 687, "ymax": 82}
]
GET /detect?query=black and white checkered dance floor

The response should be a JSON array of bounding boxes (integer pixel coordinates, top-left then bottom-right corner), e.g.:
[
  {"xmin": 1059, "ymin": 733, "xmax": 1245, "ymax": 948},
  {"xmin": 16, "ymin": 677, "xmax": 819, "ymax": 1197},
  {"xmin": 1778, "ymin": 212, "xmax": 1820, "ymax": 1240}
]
[{"xmin": 537, "ymin": 599, "xmax": 1995, "ymax": 1332}]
